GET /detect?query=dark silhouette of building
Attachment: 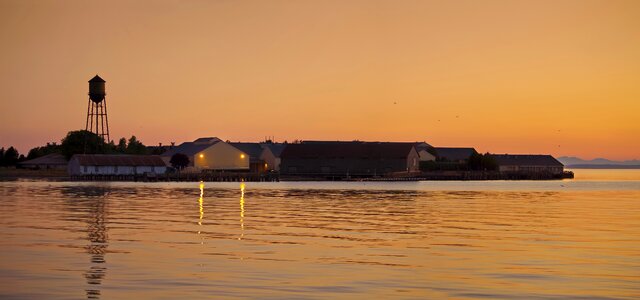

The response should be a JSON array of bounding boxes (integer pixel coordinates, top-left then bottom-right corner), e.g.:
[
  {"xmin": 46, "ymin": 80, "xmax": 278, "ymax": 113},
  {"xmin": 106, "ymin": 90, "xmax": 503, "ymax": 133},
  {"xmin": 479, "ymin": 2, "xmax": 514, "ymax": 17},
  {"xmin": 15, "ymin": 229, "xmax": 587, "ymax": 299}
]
[
  {"xmin": 433, "ymin": 147, "xmax": 477, "ymax": 162},
  {"xmin": 17, "ymin": 153, "xmax": 68, "ymax": 170},
  {"xmin": 491, "ymin": 154, "xmax": 564, "ymax": 174},
  {"xmin": 280, "ymin": 141, "xmax": 420, "ymax": 177}
]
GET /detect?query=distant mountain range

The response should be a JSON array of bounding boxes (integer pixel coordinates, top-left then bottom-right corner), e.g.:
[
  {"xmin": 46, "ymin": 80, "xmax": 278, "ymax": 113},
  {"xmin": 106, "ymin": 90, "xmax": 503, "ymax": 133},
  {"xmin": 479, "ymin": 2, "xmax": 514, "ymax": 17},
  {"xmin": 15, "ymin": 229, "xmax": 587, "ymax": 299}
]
[{"xmin": 558, "ymin": 156, "xmax": 640, "ymax": 169}]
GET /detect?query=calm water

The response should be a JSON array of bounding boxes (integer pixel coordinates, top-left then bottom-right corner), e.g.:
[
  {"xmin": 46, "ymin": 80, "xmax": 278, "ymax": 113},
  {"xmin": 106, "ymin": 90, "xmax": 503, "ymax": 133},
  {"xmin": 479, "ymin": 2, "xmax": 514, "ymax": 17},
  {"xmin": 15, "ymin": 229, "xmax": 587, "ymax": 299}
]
[{"xmin": 1, "ymin": 170, "xmax": 639, "ymax": 299}]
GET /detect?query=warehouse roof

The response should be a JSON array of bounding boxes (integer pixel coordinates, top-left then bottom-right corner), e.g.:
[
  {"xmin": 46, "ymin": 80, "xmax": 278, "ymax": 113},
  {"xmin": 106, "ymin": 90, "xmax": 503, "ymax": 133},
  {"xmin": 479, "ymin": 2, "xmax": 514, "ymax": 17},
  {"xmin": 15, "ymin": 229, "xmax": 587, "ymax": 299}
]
[
  {"xmin": 161, "ymin": 139, "xmax": 222, "ymax": 157},
  {"xmin": 18, "ymin": 153, "xmax": 68, "ymax": 166},
  {"xmin": 491, "ymin": 154, "xmax": 564, "ymax": 166},
  {"xmin": 229, "ymin": 143, "xmax": 264, "ymax": 163}
]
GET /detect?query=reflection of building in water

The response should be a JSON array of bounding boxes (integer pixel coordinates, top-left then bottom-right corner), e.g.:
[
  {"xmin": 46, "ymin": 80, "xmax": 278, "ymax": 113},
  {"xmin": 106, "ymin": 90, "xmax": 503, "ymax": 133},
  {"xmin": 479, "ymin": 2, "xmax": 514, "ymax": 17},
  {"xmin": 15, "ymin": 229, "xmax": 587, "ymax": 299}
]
[{"xmin": 239, "ymin": 182, "xmax": 245, "ymax": 240}]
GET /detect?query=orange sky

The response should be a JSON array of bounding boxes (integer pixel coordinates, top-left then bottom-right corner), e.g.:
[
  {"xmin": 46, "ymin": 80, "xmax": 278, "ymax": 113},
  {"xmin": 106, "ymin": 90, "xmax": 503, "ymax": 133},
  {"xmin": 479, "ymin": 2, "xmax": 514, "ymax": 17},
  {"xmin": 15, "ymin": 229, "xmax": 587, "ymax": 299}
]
[{"xmin": 1, "ymin": 0, "xmax": 639, "ymax": 160}]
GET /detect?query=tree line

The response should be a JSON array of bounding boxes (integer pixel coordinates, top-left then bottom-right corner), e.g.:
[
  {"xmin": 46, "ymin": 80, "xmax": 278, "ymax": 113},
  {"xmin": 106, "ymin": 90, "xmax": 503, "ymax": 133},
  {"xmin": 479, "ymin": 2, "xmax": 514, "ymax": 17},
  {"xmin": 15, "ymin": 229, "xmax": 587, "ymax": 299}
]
[
  {"xmin": 0, "ymin": 130, "xmax": 158, "ymax": 167},
  {"xmin": 419, "ymin": 152, "xmax": 498, "ymax": 171}
]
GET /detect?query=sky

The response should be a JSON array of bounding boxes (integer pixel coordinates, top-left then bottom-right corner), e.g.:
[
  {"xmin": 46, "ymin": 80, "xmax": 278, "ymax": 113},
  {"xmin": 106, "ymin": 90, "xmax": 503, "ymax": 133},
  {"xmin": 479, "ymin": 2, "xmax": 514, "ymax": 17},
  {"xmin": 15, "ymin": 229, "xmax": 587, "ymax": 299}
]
[{"xmin": 1, "ymin": 0, "xmax": 639, "ymax": 160}]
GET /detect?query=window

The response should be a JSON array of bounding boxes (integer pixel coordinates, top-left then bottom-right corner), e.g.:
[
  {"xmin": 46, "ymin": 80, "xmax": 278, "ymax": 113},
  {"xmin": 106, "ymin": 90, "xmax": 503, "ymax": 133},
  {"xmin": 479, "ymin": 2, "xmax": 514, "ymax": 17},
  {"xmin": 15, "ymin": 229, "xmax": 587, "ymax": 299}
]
[{"xmin": 84, "ymin": 166, "xmax": 87, "ymax": 173}]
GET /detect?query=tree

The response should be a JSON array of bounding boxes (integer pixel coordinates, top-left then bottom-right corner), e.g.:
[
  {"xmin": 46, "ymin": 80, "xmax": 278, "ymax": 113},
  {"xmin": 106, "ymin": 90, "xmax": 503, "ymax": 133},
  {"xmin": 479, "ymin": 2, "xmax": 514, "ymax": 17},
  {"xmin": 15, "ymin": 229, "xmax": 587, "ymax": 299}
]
[
  {"xmin": 126, "ymin": 136, "xmax": 147, "ymax": 154},
  {"xmin": 468, "ymin": 152, "xmax": 483, "ymax": 170},
  {"xmin": 3, "ymin": 147, "xmax": 19, "ymax": 166},
  {"xmin": 116, "ymin": 138, "xmax": 127, "ymax": 153},
  {"xmin": 60, "ymin": 130, "xmax": 107, "ymax": 159},
  {"xmin": 106, "ymin": 140, "xmax": 117, "ymax": 154},
  {"xmin": 468, "ymin": 152, "xmax": 498, "ymax": 171},
  {"xmin": 481, "ymin": 153, "xmax": 498, "ymax": 171},
  {"xmin": 170, "ymin": 153, "xmax": 190, "ymax": 170},
  {"xmin": 27, "ymin": 142, "xmax": 61, "ymax": 160},
  {"xmin": 0, "ymin": 148, "xmax": 4, "ymax": 166}
]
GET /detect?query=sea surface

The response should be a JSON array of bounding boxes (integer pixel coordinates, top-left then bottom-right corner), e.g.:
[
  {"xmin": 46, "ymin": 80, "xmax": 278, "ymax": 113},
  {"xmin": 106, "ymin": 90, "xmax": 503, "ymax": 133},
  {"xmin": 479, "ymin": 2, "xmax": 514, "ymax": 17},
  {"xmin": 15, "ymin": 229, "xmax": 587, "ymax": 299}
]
[{"xmin": 1, "ymin": 170, "xmax": 639, "ymax": 299}]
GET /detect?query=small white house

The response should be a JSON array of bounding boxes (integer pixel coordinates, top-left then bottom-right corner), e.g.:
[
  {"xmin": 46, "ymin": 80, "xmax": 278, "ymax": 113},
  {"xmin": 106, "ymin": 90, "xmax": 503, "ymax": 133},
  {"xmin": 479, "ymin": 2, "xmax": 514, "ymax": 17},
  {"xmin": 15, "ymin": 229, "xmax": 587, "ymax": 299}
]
[{"xmin": 68, "ymin": 154, "xmax": 168, "ymax": 176}]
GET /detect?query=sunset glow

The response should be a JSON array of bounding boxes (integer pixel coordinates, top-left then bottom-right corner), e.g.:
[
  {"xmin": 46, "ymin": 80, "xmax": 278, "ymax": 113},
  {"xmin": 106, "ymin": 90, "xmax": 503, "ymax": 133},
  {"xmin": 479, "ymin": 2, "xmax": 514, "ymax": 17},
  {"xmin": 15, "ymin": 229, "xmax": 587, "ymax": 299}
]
[{"xmin": 1, "ymin": 0, "xmax": 639, "ymax": 160}]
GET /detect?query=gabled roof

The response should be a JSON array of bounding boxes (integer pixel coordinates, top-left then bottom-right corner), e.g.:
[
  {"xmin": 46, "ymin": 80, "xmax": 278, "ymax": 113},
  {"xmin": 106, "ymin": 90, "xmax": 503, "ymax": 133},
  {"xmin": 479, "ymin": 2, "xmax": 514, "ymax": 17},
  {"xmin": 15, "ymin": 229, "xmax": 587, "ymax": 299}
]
[
  {"xmin": 491, "ymin": 154, "xmax": 564, "ymax": 167},
  {"xmin": 415, "ymin": 142, "xmax": 433, "ymax": 151},
  {"xmin": 434, "ymin": 147, "xmax": 477, "ymax": 161},
  {"xmin": 18, "ymin": 153, "xmax": 68, "ymax": 166},
  {"xmin": 89, "ymin": 75, "xmax": 105, "ymax": 82},
  {"xmin": 193, "ymin": 137, "xmax": 221, "ymax": 145},
  {"xmin": 71, "ymin": 154, "xmax": 166, "ymax": 166},
  {"xmin": 281, "ymin": 141, "xmax": 416, "ymax": 159},
  {"xmin": 161, "ymin": 141, "xmax": 218, "ymax": 157},
  {"xmin": 261, "ymin": 143, "xmax": 286, "ymax": 157},
  {"xmin": 161, "ymin": 137, "xmax": 224, "ymax": 157},
  {"xmin": 229, "ymin": 143, "xmax": 264, "ymax": 162}
]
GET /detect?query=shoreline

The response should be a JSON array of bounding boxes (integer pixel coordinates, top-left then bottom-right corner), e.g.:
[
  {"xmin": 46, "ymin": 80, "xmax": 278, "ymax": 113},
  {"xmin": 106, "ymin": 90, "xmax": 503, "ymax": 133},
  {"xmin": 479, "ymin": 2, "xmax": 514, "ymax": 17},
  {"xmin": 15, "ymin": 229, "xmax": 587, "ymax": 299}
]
[{"xmin": 0, "ymin": 168, "xmax": 573, "ymax": 182}]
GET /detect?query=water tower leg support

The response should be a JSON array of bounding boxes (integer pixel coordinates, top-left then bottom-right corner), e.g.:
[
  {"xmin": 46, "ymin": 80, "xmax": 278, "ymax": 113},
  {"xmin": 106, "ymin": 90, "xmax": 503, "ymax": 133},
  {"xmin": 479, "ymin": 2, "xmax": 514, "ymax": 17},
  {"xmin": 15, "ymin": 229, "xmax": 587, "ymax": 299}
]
[
  {"xmin": 85, "ymin": 99, "xmax": 92, "ymax": 132},
  {"xmin": 103, "ymin": 98, "xmax": 110, "ymax": 143}
]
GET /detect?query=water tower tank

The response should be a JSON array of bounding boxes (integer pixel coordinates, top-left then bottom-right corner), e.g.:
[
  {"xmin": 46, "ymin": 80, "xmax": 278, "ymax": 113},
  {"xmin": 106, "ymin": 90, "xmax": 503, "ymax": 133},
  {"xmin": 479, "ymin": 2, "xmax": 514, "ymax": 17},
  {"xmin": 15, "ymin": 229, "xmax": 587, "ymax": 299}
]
[{"xmin": 88, "ymin": 75, "xmax": 106, "ymax": 103}]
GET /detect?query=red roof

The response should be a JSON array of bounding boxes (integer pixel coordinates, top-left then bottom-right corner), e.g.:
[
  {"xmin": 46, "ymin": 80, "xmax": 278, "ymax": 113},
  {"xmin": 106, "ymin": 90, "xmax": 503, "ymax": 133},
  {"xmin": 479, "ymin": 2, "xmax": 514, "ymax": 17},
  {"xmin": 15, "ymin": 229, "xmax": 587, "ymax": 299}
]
[{"xmin": 72, "ymin": 154, "xmax": 166, "ymax": 166}]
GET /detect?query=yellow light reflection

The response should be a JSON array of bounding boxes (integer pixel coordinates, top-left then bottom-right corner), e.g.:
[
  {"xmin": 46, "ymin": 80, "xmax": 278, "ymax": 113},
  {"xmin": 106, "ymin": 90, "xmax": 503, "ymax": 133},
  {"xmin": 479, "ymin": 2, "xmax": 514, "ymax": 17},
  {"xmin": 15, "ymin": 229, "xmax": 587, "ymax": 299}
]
[
  {"xmin": 198, "ymin": 181, "xmax": 204, "ymax": 244},
  {"xmin": 239, "ymin": 181, "xmax": 245, "ymax": 240}
]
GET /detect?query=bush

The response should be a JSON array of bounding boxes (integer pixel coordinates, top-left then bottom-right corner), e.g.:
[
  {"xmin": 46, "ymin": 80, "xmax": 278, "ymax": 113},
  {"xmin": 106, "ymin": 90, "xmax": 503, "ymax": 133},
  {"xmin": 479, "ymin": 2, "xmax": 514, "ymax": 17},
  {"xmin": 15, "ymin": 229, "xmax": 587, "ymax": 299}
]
[{"xmin": 170, "ymin": 153, "xmax": 190, "ymax": 170}]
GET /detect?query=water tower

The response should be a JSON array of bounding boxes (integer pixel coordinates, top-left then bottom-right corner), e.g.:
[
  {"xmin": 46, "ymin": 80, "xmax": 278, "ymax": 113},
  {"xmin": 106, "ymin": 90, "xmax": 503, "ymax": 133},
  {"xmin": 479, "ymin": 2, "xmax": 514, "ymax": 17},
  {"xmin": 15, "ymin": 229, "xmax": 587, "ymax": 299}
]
[{"xmin": 85, "ymin": 75, "xmax": 110, "ymax": 142}]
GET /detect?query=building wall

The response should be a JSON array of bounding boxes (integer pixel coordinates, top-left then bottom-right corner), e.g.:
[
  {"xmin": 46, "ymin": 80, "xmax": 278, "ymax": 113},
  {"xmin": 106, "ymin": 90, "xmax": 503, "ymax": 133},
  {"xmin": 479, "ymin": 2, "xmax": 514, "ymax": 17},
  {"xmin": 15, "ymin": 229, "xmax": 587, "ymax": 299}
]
[
  {"xmin": 281, "ymin": 157, "xmax": 414, "ymax": 176},
  {"xmin": 21, "ymin": 163, "xmax": 68, "ymax": 170},
  {"xmin": 68, "ymin": 158, "xmax": 82, "ymax": 175},
  {"xmin": 498, "ymin": 165, "xmax": 563, "ymax": 174},
  {"xmin": 68, "ymin": 158, "xmax": 167, "ymax": 175},
  {"xmin": 406, "ymin": 148, "xmax": 420, "ymax": 172},
  {"xmin": 260, "ymin": 148, "xmax": 280, "ymax": 171},
  {"xmin": 194, "ymin": 142, "xmax": 249, "ymax": 170}
]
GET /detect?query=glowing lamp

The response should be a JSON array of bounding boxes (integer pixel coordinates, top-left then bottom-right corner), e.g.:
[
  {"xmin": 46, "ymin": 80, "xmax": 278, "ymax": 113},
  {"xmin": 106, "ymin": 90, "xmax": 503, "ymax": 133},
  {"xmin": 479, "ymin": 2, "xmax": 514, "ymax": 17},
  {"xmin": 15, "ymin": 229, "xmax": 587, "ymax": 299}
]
[
  {"xmin": 240, "ymin": 154, "xmax": 245, "ymax": 159},
  {"xmin": 199, "ymin": 154, "xmax": 204, "ymax": 158}
]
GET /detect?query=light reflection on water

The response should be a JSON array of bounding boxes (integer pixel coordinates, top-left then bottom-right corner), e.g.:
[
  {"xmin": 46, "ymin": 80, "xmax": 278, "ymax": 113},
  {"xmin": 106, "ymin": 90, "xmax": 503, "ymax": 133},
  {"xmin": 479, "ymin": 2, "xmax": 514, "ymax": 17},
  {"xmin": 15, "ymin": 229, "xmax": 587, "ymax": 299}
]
[
  {"xmin": 239, "ymin": 182, "xmax": 245, "ymax": 241},
  {"xmin": 0, "ymin": 175, "xmax": 639, "ymax": 299}
]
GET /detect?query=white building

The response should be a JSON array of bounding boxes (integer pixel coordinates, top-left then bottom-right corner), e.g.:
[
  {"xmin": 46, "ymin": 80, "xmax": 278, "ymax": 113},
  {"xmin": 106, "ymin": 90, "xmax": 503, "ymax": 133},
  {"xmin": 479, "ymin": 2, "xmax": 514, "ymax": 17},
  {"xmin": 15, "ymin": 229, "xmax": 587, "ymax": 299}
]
[
  {"xmin": 260, "ymin": 143, "xmax": 286, "ymax": 171},
  {"xmin": 161, "ymin": 137, "xmax": 249, "ymax": 171},
  {"xmin": 68, "ymin": 154, "xmax": 168, "ymax": 176}
]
